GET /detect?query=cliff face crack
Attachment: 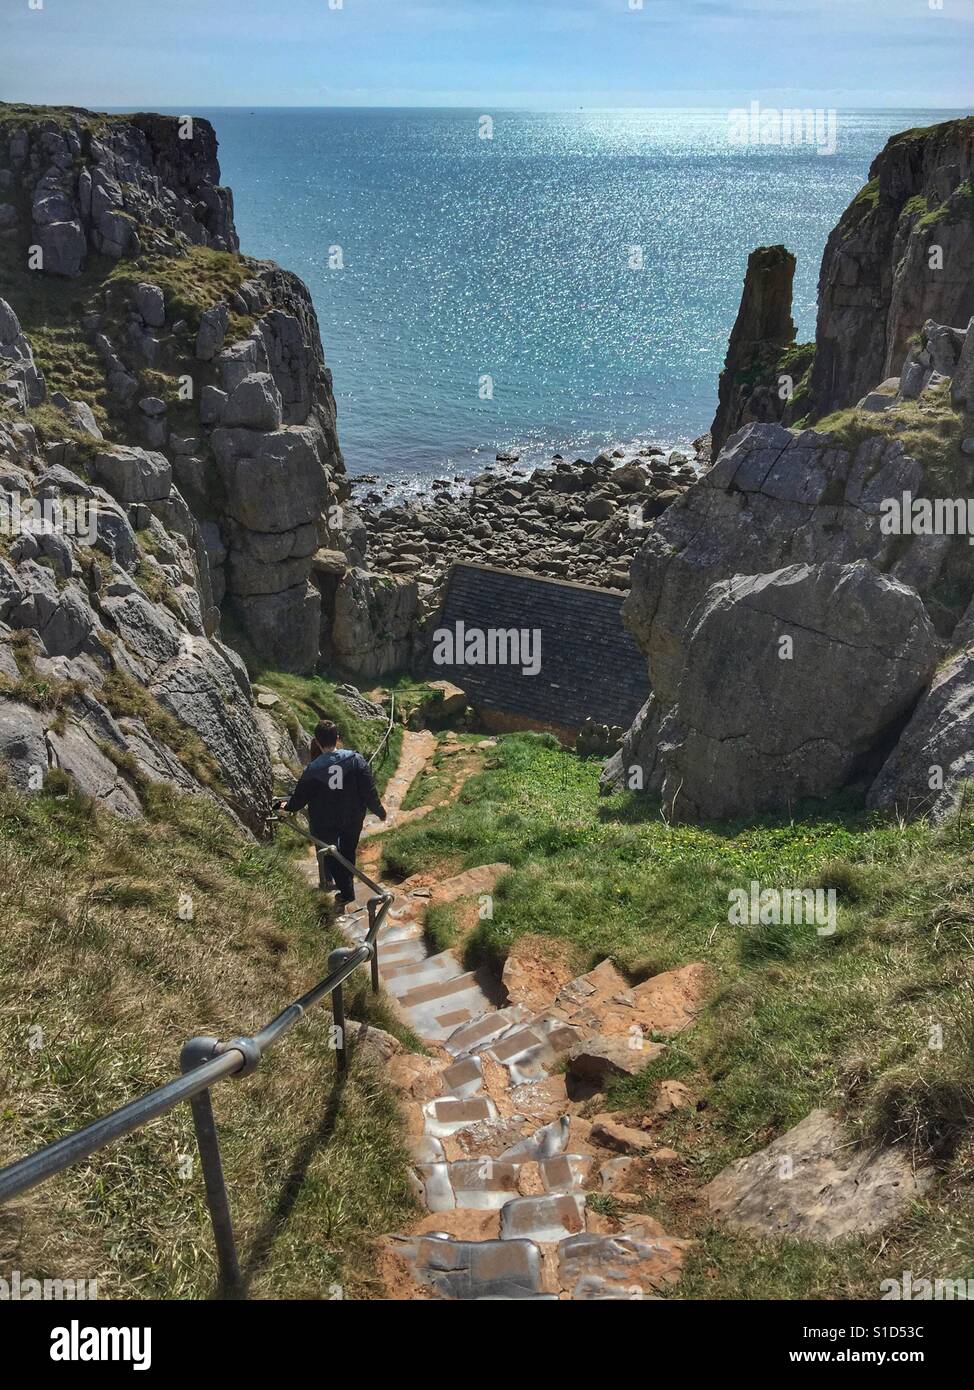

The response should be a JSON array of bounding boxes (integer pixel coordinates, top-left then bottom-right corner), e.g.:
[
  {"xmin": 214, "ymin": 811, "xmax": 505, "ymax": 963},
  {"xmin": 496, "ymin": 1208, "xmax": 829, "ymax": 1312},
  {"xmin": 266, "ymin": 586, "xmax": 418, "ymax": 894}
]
[{"xmin": 729, "ymin": 597, "xmax": 932, "ymax": 668}]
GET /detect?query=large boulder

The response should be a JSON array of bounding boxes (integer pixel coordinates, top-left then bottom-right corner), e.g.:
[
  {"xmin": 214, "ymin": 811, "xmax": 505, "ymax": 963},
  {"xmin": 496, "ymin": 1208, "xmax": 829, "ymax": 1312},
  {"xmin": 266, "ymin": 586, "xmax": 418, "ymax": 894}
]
[
  {"xmin": 36, "ymin": 219, "xmax": 86, "ymax": 276},
  {"xmin": 212, "ymin": 426, "xmax": 327, "ymax": 532},
  {"xmin": 231, "ymin": 582, "xmax": 322, "ymax": 675},
  {"xmin": 608, "ymin": 418, "xmax": 972, "ymax": 817},
  {"xmin": 0, "ymin": 701, "xmax": 48, "ymax": 791},
  {"xmin": 223, "ymin": 372, "xmax": 284, "ymax": 432},
  {"xmin": 196, "ymin": 301, "xmax": 229, "ymax": 361},
  {"xmin": 652, "ymin": 560, "xmax": 940, "ymax": 822},
  {"xmin": 93, "ymin": 446, "xmax": 172, "ymax": 504}
]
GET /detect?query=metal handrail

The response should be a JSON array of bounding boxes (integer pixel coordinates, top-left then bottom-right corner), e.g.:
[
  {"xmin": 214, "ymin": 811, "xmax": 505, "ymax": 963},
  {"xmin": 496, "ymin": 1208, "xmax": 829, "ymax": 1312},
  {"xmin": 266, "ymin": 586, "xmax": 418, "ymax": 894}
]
[
  {"xmin": 0, "ymin": 811, "xmax": 395, "ymax": 1298},
  {"xmin": 367, "ymin": 689, "xmax": 396, "ymax": 769}
]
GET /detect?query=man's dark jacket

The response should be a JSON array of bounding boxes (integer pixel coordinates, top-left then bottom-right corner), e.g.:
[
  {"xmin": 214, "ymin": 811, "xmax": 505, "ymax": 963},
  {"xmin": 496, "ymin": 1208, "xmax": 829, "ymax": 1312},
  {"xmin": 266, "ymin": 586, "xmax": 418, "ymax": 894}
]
[{"xmin": 284, "ymin": 748, "xmax": 383, "ymax": 836}]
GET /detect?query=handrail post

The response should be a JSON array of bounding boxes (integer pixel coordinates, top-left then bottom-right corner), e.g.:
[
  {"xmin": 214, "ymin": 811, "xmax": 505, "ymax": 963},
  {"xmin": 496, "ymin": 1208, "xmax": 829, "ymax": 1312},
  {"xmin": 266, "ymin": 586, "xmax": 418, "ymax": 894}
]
[
  {"xmin": 367, "ymin": 899, "xmax": 380, "ymax": 993},
  {"xmin": 180, "ymin": 1037, "xmax": 243, "ymax": 1299},
  {"xmin": 317, "ymin": 845, "xmax": 332, "ymax": 891},
  {"xmin": 328, "ymin": 950, "xmax": 352, "ymax": 1070}
]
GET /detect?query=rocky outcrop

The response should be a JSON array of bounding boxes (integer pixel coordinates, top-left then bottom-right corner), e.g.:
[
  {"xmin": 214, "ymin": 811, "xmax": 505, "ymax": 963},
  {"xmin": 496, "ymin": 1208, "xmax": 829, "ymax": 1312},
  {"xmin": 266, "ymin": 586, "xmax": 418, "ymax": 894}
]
[
  {"xmin": 109, "ymin": 261, "xmax": 348, "ymax": 671},
  {"xmin": 0, "ymin": 342, "xmax": 272, "ymax": 829},
  {"xmin": 0, "ymin": 297, "xmax": 45, "ymax": 410},
  {"xmin": 710, "ymin": 245, "xmax": 797, "ymax": 458},
  {"xmin": 0, "ymin": 106, "xmax": 237, "ymax": 270},
  {"xmin": 868, "ymin": 638, "xmax": 974, "ymax": 822},
  {"xmin": 0, "ymin": 103, "xmax": 353, "ymax": 673},
  {"xmin": 329, "ymin": 566, "xmax": 424, "ymax": 678},
  {"xmin": 807, "ymin": 116, "xmax": 974, "ymax": 419},
  {"xmin": 608, "ymin": 324, "xmax": 974, "ymax": 819}
]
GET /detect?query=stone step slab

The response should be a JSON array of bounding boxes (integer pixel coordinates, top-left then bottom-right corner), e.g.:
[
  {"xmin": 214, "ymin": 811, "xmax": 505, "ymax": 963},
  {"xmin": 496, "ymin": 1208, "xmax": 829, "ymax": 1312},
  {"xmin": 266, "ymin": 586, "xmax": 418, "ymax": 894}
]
[
  {"xmin": 380, "ymin": 949, "xmax": 464, "ymax": 999},
  {"xmin": 539, "ymin": 1153, "xmax": 597, "ymax": 1195},
  {"xmin": 499, "ymin": 1193, "xmax": 587, "ymax": 1243},
  {"xmin": 442, "ymin": 1004, "xmax": 533, "ymax": 1058},
  {"xmin": 499, "ymin": 1116, "xmax": 570, "ymax": 1162},
  {"xmin": 438, "ymin": 1054, "xmax": 483, "ymax": 1098},
  {"xmin": 375, "ymin": 937, "xmax": 429, "ymax": 969},
  {"xmin": 485, "ymin": 1016, "xmax": 586, "ymax": 1085},
  {"xmin": 556, "ymin": 1230, "xmax": 692, "ymax": 1299},
  {"xmin": 413, "ymin": 1151, "xmax": 596, "ymax": 1215},
  {"xmin": 385, "ymin": 1235, "xmax": 545, "ymax": 1300},
  {"xmin": 416, "ymin": 1159, "xmax": 522, "ymax": 1212},
  {"xmin": 422, "ymin": 1095, "xmax": 499, "ymax": 1138},
  {"xmin": 396, "ymin": 970, "xmax": 495, "ymax": 1043}
]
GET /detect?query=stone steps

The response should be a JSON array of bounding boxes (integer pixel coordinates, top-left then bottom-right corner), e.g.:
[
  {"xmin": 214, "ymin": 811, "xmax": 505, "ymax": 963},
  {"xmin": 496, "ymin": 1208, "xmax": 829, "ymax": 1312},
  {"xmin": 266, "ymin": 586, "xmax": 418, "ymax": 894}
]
[
  {"xmin": 414, "ymin": 1153, "xmax": 597, "ymax": 1214},
  {"xmin": 380, "ymin": 949, "xmax": 464, "ymax": 999},
  {"xmin": 393, "ymin": 968, "xmax": 496, "ymax": 1044},
  {"xmin": 327, "ymin": 730, "xmax": 701, "ymax": 1300}
]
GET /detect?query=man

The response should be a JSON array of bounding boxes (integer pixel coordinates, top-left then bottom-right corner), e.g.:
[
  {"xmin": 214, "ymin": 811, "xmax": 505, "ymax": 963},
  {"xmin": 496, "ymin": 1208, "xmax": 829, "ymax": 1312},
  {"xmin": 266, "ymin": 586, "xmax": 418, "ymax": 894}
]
[{"xmin": 274, "ymin": 720, "xmax": 386, "ymax": 911}]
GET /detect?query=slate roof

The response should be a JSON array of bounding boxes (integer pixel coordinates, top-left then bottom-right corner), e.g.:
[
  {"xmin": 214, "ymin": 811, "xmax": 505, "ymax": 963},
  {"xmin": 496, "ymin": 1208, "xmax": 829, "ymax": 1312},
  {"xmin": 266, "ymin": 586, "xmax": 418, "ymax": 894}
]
[{"xmin": 432, "ymin": 563, "xmax": 649, "ymax": 731}]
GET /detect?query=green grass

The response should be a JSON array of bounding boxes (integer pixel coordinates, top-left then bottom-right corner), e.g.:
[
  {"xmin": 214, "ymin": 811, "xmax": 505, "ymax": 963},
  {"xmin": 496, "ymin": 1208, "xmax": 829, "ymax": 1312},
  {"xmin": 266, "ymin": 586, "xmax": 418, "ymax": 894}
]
[
  {"xmin": 901, "ymin": 181, "xmax": 974, "ymax": 232},
  {"xmin": 853, "ymin": 177, "xmax": 880, "ymax": 211},
  {"xmin": 104, "ymin": 248, "xmax": 252, "ymax": 337},
  {"xmin": 423, "ymin": 900, "xmax": 461, "ymax": 954},
  {"xmin": 0, "ymin": 775, "xmax": 416, "ymax": 1299},
  {"xmin": 817, "ymin": 380, "xmax": 968, "ymax": 493},
  {"xmin": 378, "ymin": 732, "xmax": 974, "ymax": 1298},
  {"xmin": 0, "ymin": 103, "xmax": 118, "ymax": 142},
  {"xmin": 889, "ymin": 116, "xmax": 974, "ymax": 146}
]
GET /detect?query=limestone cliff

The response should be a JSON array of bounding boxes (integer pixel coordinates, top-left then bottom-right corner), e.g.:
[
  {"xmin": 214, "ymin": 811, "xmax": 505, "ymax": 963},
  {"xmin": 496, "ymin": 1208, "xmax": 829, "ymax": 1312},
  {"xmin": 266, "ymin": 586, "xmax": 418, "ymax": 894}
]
[
  {"xmin": 0, "ymin": 307, "xmax": 273, "ymax": 830},
  {"xmin": 710, "ymin": 116, "xmax": 974, "ymax": 437},
  {"xmin": 0, "ymin": 103, "xmax": 352, "ymax": 674},
  {"xmin": 807, "ymin": 116, "xmax": 974, "ymax": 419}
]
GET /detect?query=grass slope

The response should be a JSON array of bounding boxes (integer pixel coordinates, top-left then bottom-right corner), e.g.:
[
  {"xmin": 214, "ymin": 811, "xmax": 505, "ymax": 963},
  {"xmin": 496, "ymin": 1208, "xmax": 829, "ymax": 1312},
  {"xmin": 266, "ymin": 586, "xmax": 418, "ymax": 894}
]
[
  {"xmin": 0, "ymin": 777, "xmax": 415, "ymax": 1299},
  {"xmin": 379, "ymin": 732, "xmax": 974, "ymax": 1299}
]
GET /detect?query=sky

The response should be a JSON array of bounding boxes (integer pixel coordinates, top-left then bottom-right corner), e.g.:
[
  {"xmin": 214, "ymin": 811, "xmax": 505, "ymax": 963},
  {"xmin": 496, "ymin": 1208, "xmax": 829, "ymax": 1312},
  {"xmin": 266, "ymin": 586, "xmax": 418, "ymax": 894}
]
[{"xmin": 1, "ymin": 0, "xmax": 973, "ymax": 111}]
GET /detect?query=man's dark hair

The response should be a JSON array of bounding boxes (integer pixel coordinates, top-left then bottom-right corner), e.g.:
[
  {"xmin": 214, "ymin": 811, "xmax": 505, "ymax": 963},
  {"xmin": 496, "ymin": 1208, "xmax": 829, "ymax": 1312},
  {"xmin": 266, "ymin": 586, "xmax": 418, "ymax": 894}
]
[{"xmin": 314, "ymin": 720, "xmax": 340, "ymax": 750}]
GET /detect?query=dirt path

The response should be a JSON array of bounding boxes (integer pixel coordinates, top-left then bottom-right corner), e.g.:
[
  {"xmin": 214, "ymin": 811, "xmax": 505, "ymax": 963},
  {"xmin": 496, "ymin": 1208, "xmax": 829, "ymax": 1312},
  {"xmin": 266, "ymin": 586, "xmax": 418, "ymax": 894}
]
[{"xmin": 362, "ymin": 730, "xmax": 437, "ymax": 838}]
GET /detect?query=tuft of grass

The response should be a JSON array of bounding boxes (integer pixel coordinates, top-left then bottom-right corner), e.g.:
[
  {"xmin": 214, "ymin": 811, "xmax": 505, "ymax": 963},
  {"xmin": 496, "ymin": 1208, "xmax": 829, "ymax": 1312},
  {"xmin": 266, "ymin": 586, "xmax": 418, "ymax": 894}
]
[
  {"xmin": 816, "ymin": 381, "xmax": 968, "ymax": 497},
  {"xmin": 423, "ymin": 901, "xmax": 460, "ymax": 954},
  {"xmin": 0, "ymin": 629, "xmax": 85, "ymax": 723},
  {"xmin": 104, "ymin": 248, "xmax": 250, "ymax": 336},
  {"xmin": 98, "ymin": 671, "xmax": 223, "ymax": 789}
]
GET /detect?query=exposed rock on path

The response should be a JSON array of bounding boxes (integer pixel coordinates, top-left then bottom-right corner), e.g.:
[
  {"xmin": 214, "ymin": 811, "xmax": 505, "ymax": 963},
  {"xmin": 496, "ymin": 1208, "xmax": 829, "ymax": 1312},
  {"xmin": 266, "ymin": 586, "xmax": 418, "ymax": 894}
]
[{"xmin": 702, "ymin": 1109, "xmax": 933, "ymax": 1242}]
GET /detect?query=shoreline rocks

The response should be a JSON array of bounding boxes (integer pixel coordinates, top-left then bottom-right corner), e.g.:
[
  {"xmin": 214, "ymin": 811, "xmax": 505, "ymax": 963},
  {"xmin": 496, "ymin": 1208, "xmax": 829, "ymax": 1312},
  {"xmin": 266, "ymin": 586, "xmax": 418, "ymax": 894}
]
[{"xmin": 356, "ymin": 438, "xmax": 711, "ymax": 594}]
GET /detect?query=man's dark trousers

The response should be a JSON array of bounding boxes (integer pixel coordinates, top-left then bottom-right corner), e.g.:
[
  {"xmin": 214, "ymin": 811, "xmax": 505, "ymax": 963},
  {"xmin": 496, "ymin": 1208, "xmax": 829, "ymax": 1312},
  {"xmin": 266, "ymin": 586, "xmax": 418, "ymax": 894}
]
[{"xmin": 318, "ymin": 821, "xmax": 363, "ymax": 901}]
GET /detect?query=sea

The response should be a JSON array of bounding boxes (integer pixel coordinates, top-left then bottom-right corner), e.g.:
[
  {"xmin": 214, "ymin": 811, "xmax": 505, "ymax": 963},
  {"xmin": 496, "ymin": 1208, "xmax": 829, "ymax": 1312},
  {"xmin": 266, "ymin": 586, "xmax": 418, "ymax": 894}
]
[{"xmin": 173, "ymin": 107, "xmax": 960, "ymax": 494}]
